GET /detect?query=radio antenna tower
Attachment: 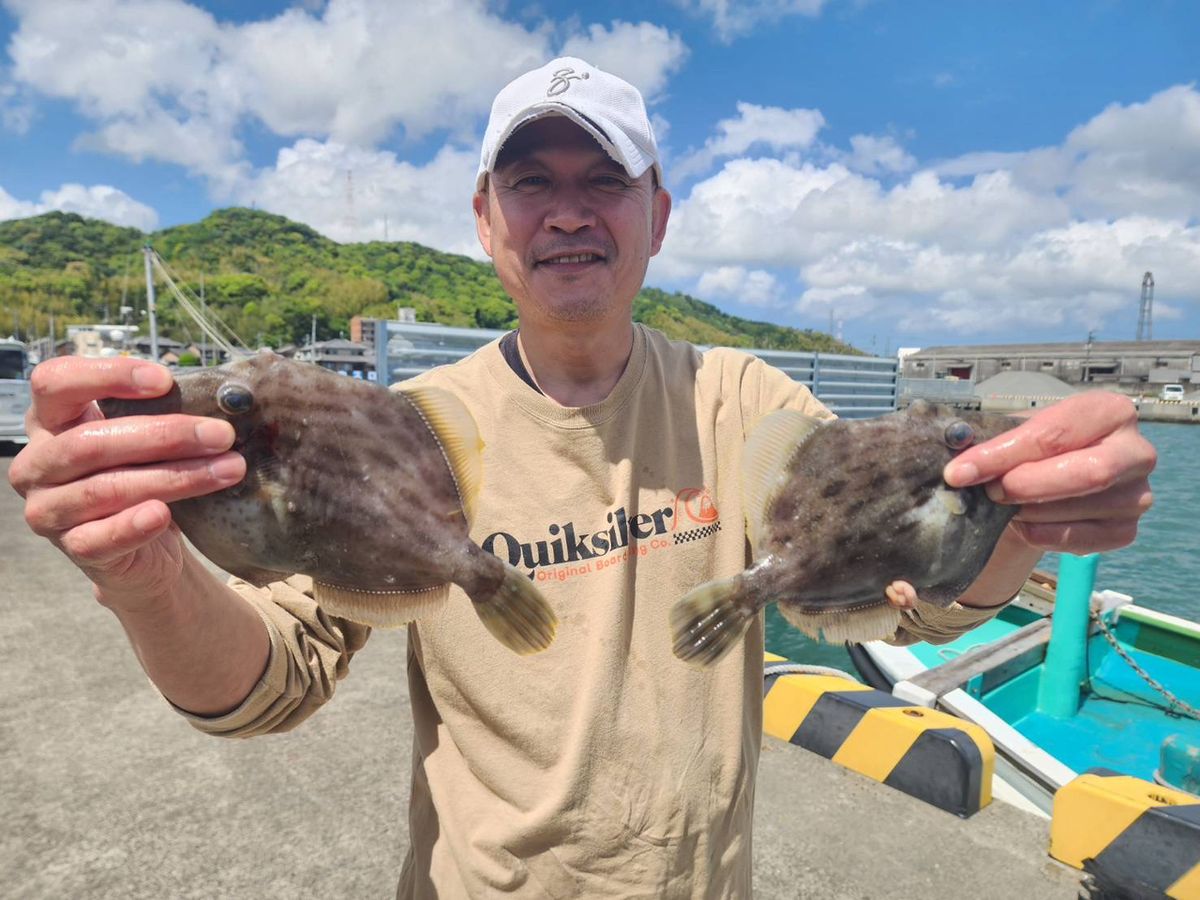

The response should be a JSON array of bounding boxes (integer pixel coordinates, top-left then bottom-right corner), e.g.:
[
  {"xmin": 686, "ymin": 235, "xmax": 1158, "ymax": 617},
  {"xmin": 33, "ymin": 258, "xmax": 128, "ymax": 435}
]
[
  {"xmin": 342, "ymin": 169, "xmax": 358, "ymax": 237},
  {"xmin": 1136, "ymin": 271, "xmax": 1154, "ymax": 341}
]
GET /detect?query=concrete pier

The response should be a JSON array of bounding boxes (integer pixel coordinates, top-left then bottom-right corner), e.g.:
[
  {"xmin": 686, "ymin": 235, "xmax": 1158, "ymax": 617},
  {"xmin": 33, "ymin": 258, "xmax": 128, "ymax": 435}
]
[{"xmin": 0, "ymin": 450, "xmax": 1082, "ymax": 898}]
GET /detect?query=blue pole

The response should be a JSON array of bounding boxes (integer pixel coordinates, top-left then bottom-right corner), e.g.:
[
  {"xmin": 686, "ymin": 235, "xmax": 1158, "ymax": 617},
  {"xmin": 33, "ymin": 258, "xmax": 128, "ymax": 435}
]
[{"xmin": 1037, "ymin": 553, "xmax": 1100, "ymax": 718}]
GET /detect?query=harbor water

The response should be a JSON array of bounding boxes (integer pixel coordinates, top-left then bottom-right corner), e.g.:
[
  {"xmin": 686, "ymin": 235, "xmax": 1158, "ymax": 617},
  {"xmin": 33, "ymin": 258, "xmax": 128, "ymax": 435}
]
[{"xmin": 766, "ymin": 421, "xmax": 1200, "ymax": 668}]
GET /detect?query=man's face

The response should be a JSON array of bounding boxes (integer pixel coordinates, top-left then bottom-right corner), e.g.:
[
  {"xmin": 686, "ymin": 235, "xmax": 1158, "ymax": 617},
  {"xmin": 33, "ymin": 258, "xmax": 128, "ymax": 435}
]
[{"xmin": 473, "ymin": 116, "xmax": 671, "ymax": 327}]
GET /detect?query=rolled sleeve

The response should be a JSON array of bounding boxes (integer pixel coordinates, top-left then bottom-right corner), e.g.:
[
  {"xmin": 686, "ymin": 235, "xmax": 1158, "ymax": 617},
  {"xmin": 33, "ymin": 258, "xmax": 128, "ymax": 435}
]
[
  {"xmin": 175, "ymin": 574, "xmax": 372, "ymax": 737},
  {"xmin": 888, "ymin": 598, "xmax": 1010, "ymax": 646}
]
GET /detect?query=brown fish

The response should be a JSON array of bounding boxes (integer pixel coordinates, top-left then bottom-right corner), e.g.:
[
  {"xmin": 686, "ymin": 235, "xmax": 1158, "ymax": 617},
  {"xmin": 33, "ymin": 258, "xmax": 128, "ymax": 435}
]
[
  {"xmin": 99, "ymin": 353, "xmax": 557, "ymax": 655},
  {"xmin": 671, "ymin": 401, "xmax": 1021, "ymax": 665}
]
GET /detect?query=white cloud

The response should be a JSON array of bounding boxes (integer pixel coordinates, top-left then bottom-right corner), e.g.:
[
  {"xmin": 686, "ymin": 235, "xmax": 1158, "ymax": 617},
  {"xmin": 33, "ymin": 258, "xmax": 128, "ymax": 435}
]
[
  {"xmin": 662, "ymin": 85, "xmax": 1200, "ymax": 341},
  {"xmin": 841, "ymin": 134, "xmax": 916, "ymax": 176},
  {"xmin": 675, "ymin": 102, "xmax": 825, "ymax": 178},
  {"xmin": 3, "ymin": 0, "xmax": 555, "ymax": 179},
  {"xmin": 3, "ymin": 1, "xmax": 687, "ymax": 230},
  {"xmin": 675, "ymin": 0, "xmax": 827, "ymax": 42},
  {"xmin": 0, "ymin": 185, "xmax": 36, "ymax": 220},
  {"xmin": 696, "ymin": 265, "xmax": 782, "ymax": 307},
  {"xmin": 3, "ymin": 1, "xmax": 688, "ymax": 165},
  {"xmin": 0, "ymin": 182, "xmax": 158, "ymax": 230},
  {"xmin": 73, "ymin": 108, "xmax": 250, "ymax": 196},
  {"xmin": 935, "ymin": 84, "xmax": 1200, "ymax": 221},
  {"xmin": 560, "ymin": 21, "xmax": 688, "ymax": 103},
  {"xmin": 242, "ymin": 139, "xmax": 480, "ymax": 255},
  {"xmin": 227, "ymin": 2, "xmax": 552, "ymax": 146},
  {"xmin": 0, "ymin": 72, "xmax": 35, "ymax": 133}
]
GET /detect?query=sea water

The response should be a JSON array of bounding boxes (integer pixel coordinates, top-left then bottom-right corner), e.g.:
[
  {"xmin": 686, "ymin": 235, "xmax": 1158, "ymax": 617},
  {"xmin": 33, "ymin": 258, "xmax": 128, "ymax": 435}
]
[{"xmin": 765, "ymin": 421, "xmax": 1200, "ymax": 670}]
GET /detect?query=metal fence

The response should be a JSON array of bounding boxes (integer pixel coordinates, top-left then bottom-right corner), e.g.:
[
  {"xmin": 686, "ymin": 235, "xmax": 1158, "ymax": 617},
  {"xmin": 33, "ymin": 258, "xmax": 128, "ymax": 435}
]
[
  {"xmin": 373, "ymin": 321, "xmax": 897, "ymax": 418},
  {"xmin": 896, "ymin": 377, "xmax": 978, "ymax": 407}
]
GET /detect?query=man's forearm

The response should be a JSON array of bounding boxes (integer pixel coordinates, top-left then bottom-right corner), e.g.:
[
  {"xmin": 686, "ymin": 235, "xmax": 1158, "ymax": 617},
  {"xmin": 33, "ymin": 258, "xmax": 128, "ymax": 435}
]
[
  {"xmin": 956, "ymin": 525, "xmax": 1043, "ymax": 609},
  {"xmin": 103, "ymin": 553, "xmax": 271, "ymax": 717}
]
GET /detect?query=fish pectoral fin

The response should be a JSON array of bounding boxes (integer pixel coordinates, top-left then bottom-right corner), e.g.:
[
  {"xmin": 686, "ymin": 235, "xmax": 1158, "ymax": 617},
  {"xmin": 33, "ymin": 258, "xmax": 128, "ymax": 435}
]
[
  {"xmin": 936, "ymin": 488, "xmax": 968, "ymax": 516},
  {"xmin": 399, "ymin": 384, "xmax": 484, "ymax": 523},
  {"xmin": 670, "ymin": 575, "xmax": 757, "ymax": 667},
  {"xmin": 740, "ymin": 410, "xmax": 823, "ymax": 549}
]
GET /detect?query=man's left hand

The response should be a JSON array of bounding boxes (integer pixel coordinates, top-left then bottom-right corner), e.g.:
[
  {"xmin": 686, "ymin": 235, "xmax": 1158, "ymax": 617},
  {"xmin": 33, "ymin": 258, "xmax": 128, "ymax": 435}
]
[{"xmin": 944, "ymin": 391, "xmax": 1156, "ymax": 555}]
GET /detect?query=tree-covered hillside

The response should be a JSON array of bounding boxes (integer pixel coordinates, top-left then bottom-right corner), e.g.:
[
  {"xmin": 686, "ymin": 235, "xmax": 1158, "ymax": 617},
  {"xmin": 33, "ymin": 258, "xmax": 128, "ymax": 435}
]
[{"xmin": 0, "ymin": 208, "xmax": 859, "ymax": 354}]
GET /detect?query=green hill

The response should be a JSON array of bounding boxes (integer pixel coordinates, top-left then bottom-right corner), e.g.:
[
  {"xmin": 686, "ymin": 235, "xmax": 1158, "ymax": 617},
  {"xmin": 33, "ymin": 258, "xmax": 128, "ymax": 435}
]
[{"xmin": 0, "ymin": 208, "xmax": 859, "ymax": 354}]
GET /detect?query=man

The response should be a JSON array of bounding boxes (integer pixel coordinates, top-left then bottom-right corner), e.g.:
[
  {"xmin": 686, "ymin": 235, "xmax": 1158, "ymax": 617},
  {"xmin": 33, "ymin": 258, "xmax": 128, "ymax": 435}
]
[{"xmin": 10, "ymin": 58, "xmax": 1154, "ymax": 897}]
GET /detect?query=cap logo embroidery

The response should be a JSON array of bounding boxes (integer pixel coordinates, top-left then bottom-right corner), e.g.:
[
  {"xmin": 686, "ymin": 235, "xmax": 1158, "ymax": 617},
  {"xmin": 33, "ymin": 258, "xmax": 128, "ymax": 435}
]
[{"xmin": 547, "ymin": 67, "xmax": 589, "ymax": 97}]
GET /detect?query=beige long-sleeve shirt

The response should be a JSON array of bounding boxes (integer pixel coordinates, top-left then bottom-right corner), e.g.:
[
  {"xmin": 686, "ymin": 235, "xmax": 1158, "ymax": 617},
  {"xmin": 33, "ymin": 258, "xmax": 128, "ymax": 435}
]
[{"xmin": 181, "ymin": 326, "xmax": 1004, "ymax": 897}]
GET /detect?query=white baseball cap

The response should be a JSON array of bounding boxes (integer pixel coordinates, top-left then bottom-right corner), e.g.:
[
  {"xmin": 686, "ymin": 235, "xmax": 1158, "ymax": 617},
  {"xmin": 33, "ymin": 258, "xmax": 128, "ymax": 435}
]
[{"xmin": 477, "ymin": 57, "xmax": 662, "ymax": 191}]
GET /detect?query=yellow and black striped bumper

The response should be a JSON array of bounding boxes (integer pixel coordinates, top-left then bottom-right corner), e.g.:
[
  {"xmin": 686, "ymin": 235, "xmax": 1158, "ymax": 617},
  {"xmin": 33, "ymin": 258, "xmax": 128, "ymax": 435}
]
[
  {"xmin": 1051, "ymin": 768, "xmax": 1200, "ymax": 898},
  {"xmin": 763, "ymin": 653, "xmax": 994, "ymax": 817}
]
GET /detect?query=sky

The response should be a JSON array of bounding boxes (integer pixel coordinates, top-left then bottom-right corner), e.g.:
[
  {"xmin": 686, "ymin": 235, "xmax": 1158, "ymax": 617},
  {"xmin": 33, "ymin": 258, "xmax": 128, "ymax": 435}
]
[{"xmin": 1, "ymin": 0, "xmax": 1198, "ymax": 353}]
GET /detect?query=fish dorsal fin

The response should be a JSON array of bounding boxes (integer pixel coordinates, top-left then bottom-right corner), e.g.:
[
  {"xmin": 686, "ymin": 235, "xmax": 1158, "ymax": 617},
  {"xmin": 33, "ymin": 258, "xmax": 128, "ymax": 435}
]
[
  {"xmin": 741, "ymin": 410, "xmax": 823, "ymax": 550},
  {"xmin": 399, "ymin": 384, "xmax": 484, "ymax": 522}
]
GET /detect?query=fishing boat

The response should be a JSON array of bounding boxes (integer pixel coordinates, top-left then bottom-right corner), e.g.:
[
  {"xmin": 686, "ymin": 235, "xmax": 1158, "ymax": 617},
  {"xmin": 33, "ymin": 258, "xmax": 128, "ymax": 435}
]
[{"xmin": 849, "ymin": 554, "xmax": 1200, "ymax": 816}]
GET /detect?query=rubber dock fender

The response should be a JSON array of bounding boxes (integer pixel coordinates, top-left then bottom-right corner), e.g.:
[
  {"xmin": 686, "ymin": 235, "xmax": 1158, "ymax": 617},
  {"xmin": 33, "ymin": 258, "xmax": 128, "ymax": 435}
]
[{"xmin": 763, "ymin": 652, "xmax": 994, "ymax": 817}]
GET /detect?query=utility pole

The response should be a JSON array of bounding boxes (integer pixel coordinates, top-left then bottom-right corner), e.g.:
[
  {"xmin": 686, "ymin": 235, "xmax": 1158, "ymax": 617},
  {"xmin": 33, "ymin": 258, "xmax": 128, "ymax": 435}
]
[
  {"xmin": 199, "ymin": 273, "xmax": 206, "ymax": 367},
  {"xmin": 1136, "ymin": 272, "xmax": 1154, "ymax": 341},
  {"xmin": 143, "ymin": 245, "xmax": 159, "ymax": 362},
  {"xmin": 311, "ymin": 314, "xmax": 317, "ymax": 361}
]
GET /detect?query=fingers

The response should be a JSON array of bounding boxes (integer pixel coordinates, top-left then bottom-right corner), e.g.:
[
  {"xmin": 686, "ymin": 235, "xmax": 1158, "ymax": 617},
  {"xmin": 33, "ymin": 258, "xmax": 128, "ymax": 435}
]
[
  {"xmin": 983, "ymin": 430, "xmax": 1156, "ymax": 505},
  {"xmin": 885, "ymin": 580, "xmax": 918, "ymax": 610},
  {"xmin": 57, "ymin": 500, "xmax": 177, "ymax": 570},
  {"xmin": 1005, "ymin": 478, "xmax": 1151, "ymax": 554},
  {"xmin": 10, "ymin": 414, "xmax": 235, "ymax": 494},
  {"xmin": 944, "ymin": 391, "xmax": 1141, "ymax": 489},
  {"xmin": 23, "ymin": 453, "xmax": 245, "ymax": 536},
  {"xmin": 1010, "ymin": 479, "xmax": 1153, "ymax": 524},
  {"xmin": 28, "ymin": 356, "xmax": 172, "ymax": 435},
  {"xmin": 1009, "ymin": 518, "xmax": 1142, "ymax": 555}
]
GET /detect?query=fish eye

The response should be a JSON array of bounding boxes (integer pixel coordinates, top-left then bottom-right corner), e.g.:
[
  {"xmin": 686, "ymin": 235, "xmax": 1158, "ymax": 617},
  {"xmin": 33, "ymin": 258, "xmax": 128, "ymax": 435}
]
[
  {"xmin": 943, "ymin": 420, "xmax": 976, "ymax": 450},
  {"xmin": 217, "ymin": 384, "xmax": 254, "ymax": 416}
]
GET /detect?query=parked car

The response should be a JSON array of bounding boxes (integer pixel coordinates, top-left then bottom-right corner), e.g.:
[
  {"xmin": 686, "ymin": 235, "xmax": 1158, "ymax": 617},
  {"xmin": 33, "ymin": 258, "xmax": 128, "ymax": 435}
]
[{"xmin": 1159, "ymin": 383, "xmax": 1185, "ymax": 401}]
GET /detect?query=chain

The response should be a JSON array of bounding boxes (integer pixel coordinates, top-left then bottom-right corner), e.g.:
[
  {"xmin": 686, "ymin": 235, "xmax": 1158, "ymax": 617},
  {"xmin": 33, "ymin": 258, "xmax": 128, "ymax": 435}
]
[{"xmin": 1090, "ymin": 611, "xmax": 1200, "ymax": 721}]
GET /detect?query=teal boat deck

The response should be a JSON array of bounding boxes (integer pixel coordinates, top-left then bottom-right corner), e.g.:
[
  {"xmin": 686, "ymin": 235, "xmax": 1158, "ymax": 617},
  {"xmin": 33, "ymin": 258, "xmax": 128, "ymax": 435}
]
[{"xmin": 909, "ymin": 606, "xmax": 1200, "ymax": 782}]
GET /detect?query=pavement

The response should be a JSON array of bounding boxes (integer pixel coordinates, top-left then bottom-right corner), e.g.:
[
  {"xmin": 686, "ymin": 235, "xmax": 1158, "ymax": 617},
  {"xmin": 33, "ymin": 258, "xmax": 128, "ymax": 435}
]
[{"xmin": 0, "ymin": 448, "xmax": 1083, "ymax": 898}]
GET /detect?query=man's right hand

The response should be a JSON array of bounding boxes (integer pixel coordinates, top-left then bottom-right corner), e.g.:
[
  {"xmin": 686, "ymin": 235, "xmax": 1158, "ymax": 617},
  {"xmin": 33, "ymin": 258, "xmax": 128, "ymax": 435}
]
[{"xmin": 8, "ymin": 356, "xmax": 246, "ymax": 614}]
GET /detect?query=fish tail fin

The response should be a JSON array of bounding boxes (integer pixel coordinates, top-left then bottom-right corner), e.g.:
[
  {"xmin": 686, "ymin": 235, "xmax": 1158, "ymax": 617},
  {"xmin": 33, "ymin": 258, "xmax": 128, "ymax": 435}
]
[
  {"xmin": 471, "ymin": 567, "xmax": 558, "ymax": 655},
  {"xmin": 670, "ymin": 576, "xmax": 756, "ymax": 667}
]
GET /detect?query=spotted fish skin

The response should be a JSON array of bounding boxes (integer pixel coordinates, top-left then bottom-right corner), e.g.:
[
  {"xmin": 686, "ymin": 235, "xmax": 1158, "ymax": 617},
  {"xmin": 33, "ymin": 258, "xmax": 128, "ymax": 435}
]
[
  {"xmin": 99, "ymin": 353, "xmax": 556, "ymax": 655},
  {"xmin": 671, "ymin": 401, "xmax": 1022, "ymax": 665}
]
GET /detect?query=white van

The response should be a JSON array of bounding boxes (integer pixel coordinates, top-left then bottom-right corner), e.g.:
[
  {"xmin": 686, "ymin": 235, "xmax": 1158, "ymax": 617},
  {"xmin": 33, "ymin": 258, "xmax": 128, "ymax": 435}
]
[{"xmin": 1159, "ymin": 383, "xmax": 1185, "ymax": 401}]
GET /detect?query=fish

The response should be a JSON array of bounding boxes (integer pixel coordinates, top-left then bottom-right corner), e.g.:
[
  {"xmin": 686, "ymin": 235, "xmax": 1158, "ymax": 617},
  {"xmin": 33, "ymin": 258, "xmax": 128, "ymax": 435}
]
[
  {"xmin": 99, "ymin": 352, "xmax": 557, "ymax": 655},
  {"xmin": 670, "ymin": 400, "xmax": 1022, "ymax": 666}
]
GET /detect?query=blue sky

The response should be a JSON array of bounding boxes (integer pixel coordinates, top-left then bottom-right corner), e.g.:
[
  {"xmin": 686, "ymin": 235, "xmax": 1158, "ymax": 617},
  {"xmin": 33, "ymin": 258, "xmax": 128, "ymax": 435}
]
[{"xmin": 2, "ymin": 0, "xmax": 1198, "ymax": 352}]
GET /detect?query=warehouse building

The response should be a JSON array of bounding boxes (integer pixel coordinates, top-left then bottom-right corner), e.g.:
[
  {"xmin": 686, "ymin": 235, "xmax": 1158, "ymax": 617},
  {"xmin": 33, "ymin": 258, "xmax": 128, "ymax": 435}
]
[{"xmin": 900, "ymin": 340, "xmax": 1200, "ymax": 393}]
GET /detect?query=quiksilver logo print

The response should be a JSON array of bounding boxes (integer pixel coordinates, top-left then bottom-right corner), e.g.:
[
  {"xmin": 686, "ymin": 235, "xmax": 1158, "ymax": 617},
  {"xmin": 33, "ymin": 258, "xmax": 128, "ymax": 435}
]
[{"xmin": 482, "ymin": 489, "xmax": 722, "ymax": 584}]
